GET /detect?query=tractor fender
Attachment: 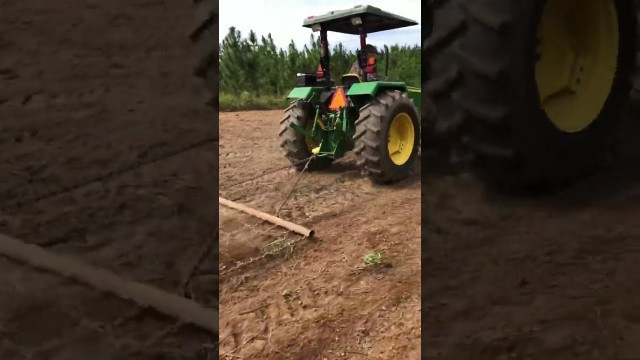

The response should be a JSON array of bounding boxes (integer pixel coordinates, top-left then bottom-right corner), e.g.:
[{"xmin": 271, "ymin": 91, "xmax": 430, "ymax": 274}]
[
  {"xmin": 347, "ymin": 82, "xmax": 421, "ymax": 111},
  {"xmin": 286, "ymin": 87, "xmax": 324, "ymax": 102},
  {"xmin": 346, "ymin": 81, "xmax": 407, "ymax": 97}
]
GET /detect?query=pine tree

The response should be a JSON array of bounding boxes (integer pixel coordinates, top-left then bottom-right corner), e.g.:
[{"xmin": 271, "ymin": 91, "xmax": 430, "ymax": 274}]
[{"xmin": 219, "ymin": 30, "xmax": 420, "ymax": 96}]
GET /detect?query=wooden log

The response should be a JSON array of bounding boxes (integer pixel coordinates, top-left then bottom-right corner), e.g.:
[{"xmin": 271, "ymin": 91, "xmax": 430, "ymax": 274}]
[
  {"xmin": 0, "ymin": 233, "xmax": 218, "ymax": 334},
  {"xmin": 219, "ymin": 197, "xmax": 314, "ymax": 238}
]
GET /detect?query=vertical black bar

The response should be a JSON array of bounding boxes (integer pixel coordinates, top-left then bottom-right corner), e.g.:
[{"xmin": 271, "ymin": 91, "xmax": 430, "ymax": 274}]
[
  {"xmin": 421, "ymin": 3, "xmax": 432, "ymax": 360},
  {"xmin": 320, "ymin": 28, "xmax": 331, "ymax": 85}
]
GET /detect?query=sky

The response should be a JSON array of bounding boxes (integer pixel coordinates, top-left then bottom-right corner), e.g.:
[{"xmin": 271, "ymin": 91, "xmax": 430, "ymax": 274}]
[{"xmin": 219, "ymin": 0, "xmax": 421, "ymax": 51}]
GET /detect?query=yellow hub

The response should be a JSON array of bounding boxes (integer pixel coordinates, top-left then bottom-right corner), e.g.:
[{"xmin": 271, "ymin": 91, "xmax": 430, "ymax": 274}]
[
  {"xmin": 535, "ymin": 0, "xmax": 618, "ymax": 133},
  {"xmin": 387, "ymin": 112, "xmax": 415, "ymax": 165}
]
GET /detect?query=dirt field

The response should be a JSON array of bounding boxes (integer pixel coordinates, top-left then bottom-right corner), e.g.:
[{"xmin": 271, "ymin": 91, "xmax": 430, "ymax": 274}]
[
  {"xmin": 218, "ymin": 110, "xmax": 421, "ymax": 359},
  {"xmin": 0, "ymin": 0, "xmax": 215, "ymax": 359},
  {"xmin": 424, "ymin": 100, "xmax": 640, "ymax": 359}
]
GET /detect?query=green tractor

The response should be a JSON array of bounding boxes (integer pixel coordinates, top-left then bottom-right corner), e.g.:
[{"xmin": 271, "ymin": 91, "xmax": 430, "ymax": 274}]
[
  {"xmin": 425, "ymin": 0, "xmax": 640, "ymax": 191},
  {"xmin": 279, "ymin": 5, "xmax": 421, "ymax": 183}
]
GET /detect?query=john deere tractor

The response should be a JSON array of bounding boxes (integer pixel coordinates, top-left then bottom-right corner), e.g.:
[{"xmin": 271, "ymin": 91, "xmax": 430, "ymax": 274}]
[
  {"xmin": 425, "ymin": 0, "xmax": 640, "ymax": 191},
  {"xmin": 279, "ymin": 5, "xmax": 421, "ymax": 184}
]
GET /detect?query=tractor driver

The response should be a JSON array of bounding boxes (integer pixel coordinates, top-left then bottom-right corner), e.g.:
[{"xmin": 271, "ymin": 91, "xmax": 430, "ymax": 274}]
[{"xmin": 348, "ymin": 44, "xmax": 379, "ymax": 81}]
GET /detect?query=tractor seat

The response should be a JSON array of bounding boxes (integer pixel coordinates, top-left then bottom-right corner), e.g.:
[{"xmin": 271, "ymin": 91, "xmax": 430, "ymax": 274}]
[{"xmin": 341, "ymin": 73, "xmax": 362, "ymax": 90}]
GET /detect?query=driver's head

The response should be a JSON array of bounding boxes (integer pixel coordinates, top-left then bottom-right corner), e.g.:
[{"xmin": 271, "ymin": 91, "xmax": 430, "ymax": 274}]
[{"xmin": 364, "ymin": 44, "xmax": 379, "ymax": 57}]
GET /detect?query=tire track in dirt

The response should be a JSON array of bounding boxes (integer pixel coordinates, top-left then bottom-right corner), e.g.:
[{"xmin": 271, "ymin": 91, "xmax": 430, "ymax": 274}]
[
  {"xmin": 219, "ymin": 188, "xmax": 421, "ymax": 359},
  {"xmin": 219, "ymin": 110, "xmax": 420, "ymax": 359},
  {"xmin": 1, "ymin": 147, "xmax": 217, "ymax": 301},
  {"xmin": 7, "ymin": 136, "xmax": 216, "ymax": 209}
]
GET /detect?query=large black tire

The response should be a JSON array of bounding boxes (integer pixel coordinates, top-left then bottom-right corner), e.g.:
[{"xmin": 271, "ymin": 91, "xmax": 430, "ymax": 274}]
[
  {"xmin": 353, "ymin": 90, "xmax": 420, "ymax": 183},
  {"xmin": 279, "ymin": 101, "xmax": 333, "ymax": 171},
  {"xmin": 426, "ymin": 0, "xmax": 637, "ymax": 192},
  {"xmin": 190, "ymin": 0, "xmax": 217, "ymax": 108}
]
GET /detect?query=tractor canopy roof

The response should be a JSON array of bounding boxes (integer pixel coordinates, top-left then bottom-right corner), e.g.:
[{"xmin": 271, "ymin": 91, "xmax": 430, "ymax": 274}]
[{"xmin": 302, "ymin": 5, "xmax": 418, "ymax": 34}]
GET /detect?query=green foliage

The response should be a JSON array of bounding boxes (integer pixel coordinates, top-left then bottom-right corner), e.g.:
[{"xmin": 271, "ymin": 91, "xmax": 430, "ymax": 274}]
[
  {"xmin": 363, "ymin": 251, "xmax": 384, "ymax": 267},
  {"xmin": 219, "ymin": 92, "xmax": 289, "ymax": 112},
  {"xmin": 219, "ymin": 27, "xmax": 420, "ymax": 110}
]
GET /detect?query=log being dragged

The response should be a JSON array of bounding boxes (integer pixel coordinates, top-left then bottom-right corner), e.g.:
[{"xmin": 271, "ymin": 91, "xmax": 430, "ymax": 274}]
[
  {"xmin": 0, "ymin": 233, "xmax": 218, "ymax": 334},
  {"xmin": 219, "ymin": 197, "xmax": 314, "ymax": 238}
]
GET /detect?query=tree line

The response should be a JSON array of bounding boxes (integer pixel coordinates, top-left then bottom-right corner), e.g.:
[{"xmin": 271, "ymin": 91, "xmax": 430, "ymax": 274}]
[{"xmin": 219, "ymin": 27, "xmax": 421, "ymax": 97}]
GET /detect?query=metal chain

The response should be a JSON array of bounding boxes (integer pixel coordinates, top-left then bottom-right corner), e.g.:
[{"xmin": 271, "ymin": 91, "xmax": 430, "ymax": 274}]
[
  {"xmin": 275, "ymin": 155, "xmax": 315, "ymax": 216},
  {"xmin": 220, "ymin": 153, "xmax": 346, "ymax": 193},
  {"xmin": 219, "ymin": 156, "xmax": 315, "ymax": 191}
]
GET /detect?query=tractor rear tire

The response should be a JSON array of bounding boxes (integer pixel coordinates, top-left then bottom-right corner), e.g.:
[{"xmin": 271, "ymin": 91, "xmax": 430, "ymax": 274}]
[
  {"xmin": 279, "ymin": 101, "xmax": 333, "ymax": 171},
  {"xmin": 191, "ymin": 0, "xmax": 217, "ymax": 108},
  {"xmin": 425, "ymin": 0, "xmax": 637, "ymax": 192},
  {"xmin": 353, "ymin": 90, "xmax": 420, "ymax": 184}
]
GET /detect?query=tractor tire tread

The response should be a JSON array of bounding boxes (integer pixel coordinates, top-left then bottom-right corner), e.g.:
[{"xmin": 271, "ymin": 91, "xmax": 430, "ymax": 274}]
[
  {"xmin": 425, "ymin": 65, "xmax": 461, "ymax": 97},
  {"xmin": 353, "ymin": 89, "xmax": 420, "ymax": 184},
  {"xmin": 279, "ymin": 101, "xmax": 333, "ymax": 171},
  {"xmin": 425, "ymin": 0, "xmax": 636, "ymax": 192},
  {"xmin": 460, "ymin": 1, "xmax": 512, "ymax": 32}
]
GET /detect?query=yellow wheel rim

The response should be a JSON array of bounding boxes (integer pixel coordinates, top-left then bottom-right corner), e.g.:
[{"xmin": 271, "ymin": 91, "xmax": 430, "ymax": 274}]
[
  {"xmin": 535, "ymin": 0, "xmax": 618, "ymax": 133},
  {"xmin": 387, "ymin": 112, "xmax": 415, "ymax": 165}
]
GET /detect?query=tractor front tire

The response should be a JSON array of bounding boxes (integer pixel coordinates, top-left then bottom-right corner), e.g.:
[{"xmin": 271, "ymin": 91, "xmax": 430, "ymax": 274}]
[
  {"xmin": 354, "ymin": 90, "xmax": 420, "ymax": 183},
  {"xmin": 426, "ymin": 0, "xmax": 637, "ymax": 192},
  {"xmin": 279, "ymin": 101, "xmax": 333, "ymax": 171}
]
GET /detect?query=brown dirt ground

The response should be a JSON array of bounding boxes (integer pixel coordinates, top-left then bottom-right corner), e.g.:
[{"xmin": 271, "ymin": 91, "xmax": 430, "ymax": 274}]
[
  {"xmin": 0, "ymin": 0, "xmax": 216, "ymax": 359},
  {"xmin": 218, "ymin": 110, "xmax": 421, "ymax": 359},
  {"xmin": 424, "ymin": 99, "xmax": 640, "ymax": 359}
]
